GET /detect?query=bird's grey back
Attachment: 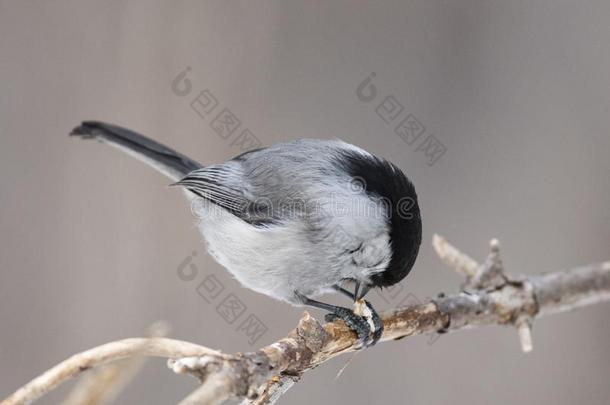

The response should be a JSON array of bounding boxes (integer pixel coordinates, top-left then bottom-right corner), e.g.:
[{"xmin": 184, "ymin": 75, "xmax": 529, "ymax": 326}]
[{"xmin": 226, "ymin": 139, "xmax": 373, "ymax": 225}]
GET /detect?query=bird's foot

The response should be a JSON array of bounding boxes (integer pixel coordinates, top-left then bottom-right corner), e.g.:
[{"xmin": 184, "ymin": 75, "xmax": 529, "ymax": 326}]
[
  {"xmin": 325, "ymin": 300, "xmax": 384, "ymax": 348},
  {"xmin": 325, "ymin": 308, "xmax": 373, "ymax": 347}
]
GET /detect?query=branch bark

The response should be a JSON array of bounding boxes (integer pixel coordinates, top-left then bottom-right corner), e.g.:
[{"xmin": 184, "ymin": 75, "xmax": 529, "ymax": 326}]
[{"xmin": 3, "ymin": 236, "xmax": 609, "ymax": 405}]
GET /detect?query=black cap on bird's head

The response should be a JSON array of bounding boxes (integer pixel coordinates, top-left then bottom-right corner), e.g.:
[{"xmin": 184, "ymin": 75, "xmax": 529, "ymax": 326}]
[{"xmin": 337, "ymin": 151, "xmax": 422, "ymax": 289}]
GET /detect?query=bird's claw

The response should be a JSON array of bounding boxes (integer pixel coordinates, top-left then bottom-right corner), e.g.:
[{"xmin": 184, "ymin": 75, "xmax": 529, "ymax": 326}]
[{"xmin": 325, "ymin": 300, "xmax": 384, "ymax": 348}]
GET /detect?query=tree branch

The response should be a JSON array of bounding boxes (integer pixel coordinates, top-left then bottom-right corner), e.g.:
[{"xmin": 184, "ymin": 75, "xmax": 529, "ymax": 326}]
[
  {"xmin": 2, "ymin": 338, "xmax": 220, "ymax": 405},
  {"xmin": 171, "ymin": 236, "xmax": 610, "ymax": 404},
  {"xmin": 60, "ymin": 322, "xmax": 170, "ymax": 405},
  {"xmin": 3, "ymin": 236, "xmax": 609, "ymax": 405}
]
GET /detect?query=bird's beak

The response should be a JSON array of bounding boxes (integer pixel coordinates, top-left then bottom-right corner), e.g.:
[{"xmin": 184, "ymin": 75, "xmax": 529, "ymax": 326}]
[{"xmin": 355, "ymin": 282, "xmax": 371, "ymax": 301}]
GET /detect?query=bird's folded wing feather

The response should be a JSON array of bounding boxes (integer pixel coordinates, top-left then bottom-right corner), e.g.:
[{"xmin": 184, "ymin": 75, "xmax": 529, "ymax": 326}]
[{"xmin": 174, "ymin": 164, "xmax": 277, "ymax": 226}]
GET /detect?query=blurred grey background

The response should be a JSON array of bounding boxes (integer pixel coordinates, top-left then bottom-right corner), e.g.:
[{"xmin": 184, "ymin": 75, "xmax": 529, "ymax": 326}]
[{"xmin": 1, "ymin": 1, "xmax": 609, "ymax": 404}]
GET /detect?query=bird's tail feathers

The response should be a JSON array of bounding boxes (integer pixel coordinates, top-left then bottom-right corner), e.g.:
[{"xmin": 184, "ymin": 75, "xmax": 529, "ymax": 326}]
[{"xmin": 70, "ymin": 121, "xmax": 202, "ymax": 180}]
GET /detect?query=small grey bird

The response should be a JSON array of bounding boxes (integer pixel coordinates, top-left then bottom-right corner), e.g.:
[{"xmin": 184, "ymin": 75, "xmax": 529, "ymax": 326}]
[{"xmin": 70, "ymin": 121, "xmax": 422, "ymax": 346}]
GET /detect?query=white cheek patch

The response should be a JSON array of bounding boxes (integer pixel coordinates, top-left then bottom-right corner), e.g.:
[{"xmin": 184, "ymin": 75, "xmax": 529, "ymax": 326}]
[
  {"xmin": 363, "ymin": 259, "xmax": 391, "ymax": 277},
  {"xmin": 352, "ymin": 233, "xmax": 392, "ymax": 275}
]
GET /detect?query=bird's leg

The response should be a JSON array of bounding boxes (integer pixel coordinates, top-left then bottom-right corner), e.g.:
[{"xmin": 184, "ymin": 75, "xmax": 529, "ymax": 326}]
[
  {"xmin": 295, "ymin": 293, "xmax": 374, "ymax": 348},
  {"xmin": 332, "ymin": 283, "xmax": 384, "ymax": 346},
  {"xmin": 333, "ymin": 285, "xmax": 356, "ymax": 300}
]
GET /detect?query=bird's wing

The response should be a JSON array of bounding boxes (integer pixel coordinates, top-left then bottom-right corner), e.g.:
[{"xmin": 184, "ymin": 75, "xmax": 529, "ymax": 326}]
[{"xmin": 174, "ymin": 163, "xmax": 279, "ymax": 226}]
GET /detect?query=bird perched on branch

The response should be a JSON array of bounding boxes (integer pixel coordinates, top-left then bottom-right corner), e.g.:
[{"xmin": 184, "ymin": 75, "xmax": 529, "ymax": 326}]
[{"xmin": 70, "ymin": 121, "xmax": 422, "ymax": 346}]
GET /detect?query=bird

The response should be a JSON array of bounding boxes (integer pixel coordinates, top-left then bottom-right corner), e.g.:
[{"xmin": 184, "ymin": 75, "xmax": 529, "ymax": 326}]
[{"xmin": 70, "ymin": 121, "xmax": 422, "ymax": 347}]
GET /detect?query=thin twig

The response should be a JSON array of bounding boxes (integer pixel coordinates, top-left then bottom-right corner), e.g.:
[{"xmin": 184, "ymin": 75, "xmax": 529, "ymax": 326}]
[
  {"xmin": 2, "ymin": 339, "xmax": 220, "ymax": 405},
  {"xmin": 60, "ymin": 322, "xmax": 170, "ymax": 405},
  {"xmin": 432, "ymin": 234, "xmax": 479, "ymax": 278}
]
